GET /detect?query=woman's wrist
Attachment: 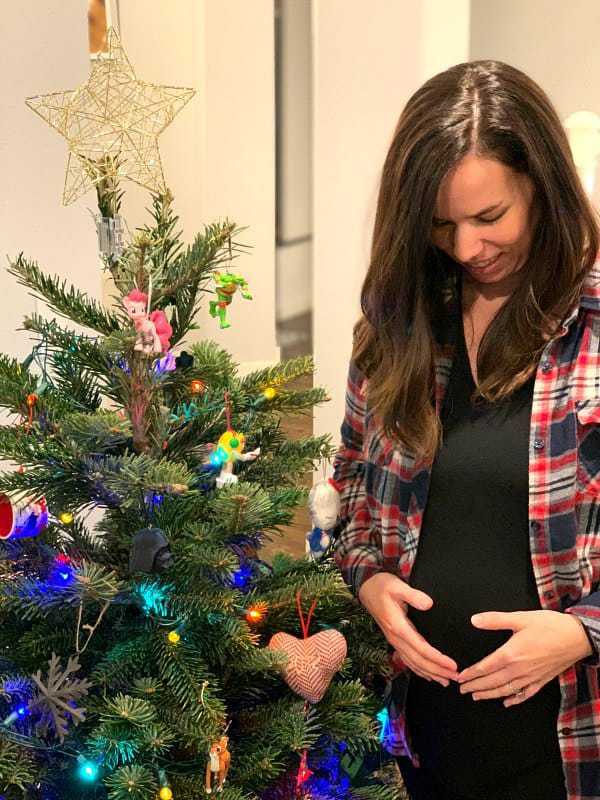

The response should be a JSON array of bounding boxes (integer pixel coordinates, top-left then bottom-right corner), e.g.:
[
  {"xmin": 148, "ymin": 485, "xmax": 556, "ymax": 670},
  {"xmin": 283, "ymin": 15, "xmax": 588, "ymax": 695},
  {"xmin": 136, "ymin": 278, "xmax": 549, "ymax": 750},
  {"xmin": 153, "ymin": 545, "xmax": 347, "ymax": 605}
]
[{"xmin": 566, "ymin": 613, "xmax": 596, "ymax": 660}]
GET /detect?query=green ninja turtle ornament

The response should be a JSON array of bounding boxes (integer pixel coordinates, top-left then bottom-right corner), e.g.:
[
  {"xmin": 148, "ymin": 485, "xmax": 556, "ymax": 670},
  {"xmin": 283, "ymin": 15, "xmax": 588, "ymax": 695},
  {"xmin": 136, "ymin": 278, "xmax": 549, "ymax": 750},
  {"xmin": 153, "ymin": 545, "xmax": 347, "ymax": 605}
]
[{"xmin": 209, "ymin": 270, "xmax": 253, "ymax": 328}]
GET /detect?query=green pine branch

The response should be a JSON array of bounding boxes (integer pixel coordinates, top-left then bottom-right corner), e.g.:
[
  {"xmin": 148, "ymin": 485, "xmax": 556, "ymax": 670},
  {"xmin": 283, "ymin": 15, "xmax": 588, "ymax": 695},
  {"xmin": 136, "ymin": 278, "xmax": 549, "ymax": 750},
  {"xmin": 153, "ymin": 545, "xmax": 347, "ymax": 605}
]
[
  {"xmin": 58, "ymin": 410, "xmax": 131, "ymax": 452},
  {"xmin": 0, "ymin": 734, "xmax": 36, "ymax": 794},
  {"xmin": 93, "ymin": 154, "xmax": 125, "ymax": 218},
  {"xmin": 7, "ymin": 254, "xmax": 122, "ymax": 336},
  {"xmin": 208, "ymin": 481, "xmax": 275, "ymax": 535},
  {"xmin": 100, "ymin": 693, "xmax": 158, "ymax": 727},
  {"xmin": 187, "ymin": 339, "xmax": 240, "ymax": 384},
  {"xmin": 238, "ymin": 354, "xmax": 316, "ymax": 392},
  {"xmin": 50, "ymin": 349, "xmax": 103, "ymax": 412},
  {"xmin": 0, "ymin": 353, "xmax": 39, "ymax": 413},
  {"xmin": 244, "ymin": 434, "xmax": 336, "ymax": 489},
  {"xmin": 154, "ymin": 219, "xmax": 251, "ymax": 306},
  {"xmin": 232, "ymin": 742, "xmax": 288, "ymax": 792},
  {"xmin": 91, "ymin": 634, "xmax": 154, "ymax": 689},
  {"xmin": 352, "ymin": 786, "xmax": 406, "ymax": 800},
  {"xmin": 87, "ymin": 723, "xmax": 141, "ymax": 770},
  {"xmin": 22, "ymin": 314, "xmax": 120, "ymax": 401},
  {"xmin": 0, "ymin": 449, "xmax": 194, "ymax": 518},
  {"xmin": 99, "ymin": 453, "xmax": 194, "ymax": 511},
  {"xmin": 104, "ymin": 764, "xmax": 158, "ymax": 800},
  {"xmin": 152, "ymin": 634, "xmax": 225, "ymax": 734},
  {"xmin": 142, "ymin": 191, "xmax": 186, "ymax": 274}
]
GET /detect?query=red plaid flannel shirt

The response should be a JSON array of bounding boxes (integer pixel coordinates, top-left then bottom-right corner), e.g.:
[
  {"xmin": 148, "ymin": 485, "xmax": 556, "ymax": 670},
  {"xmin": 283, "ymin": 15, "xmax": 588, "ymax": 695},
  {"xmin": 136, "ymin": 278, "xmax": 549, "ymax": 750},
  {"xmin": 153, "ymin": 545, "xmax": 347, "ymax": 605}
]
[{"xmin": 332, "ymin": 256, "xmax": 600, "ymax": 799}]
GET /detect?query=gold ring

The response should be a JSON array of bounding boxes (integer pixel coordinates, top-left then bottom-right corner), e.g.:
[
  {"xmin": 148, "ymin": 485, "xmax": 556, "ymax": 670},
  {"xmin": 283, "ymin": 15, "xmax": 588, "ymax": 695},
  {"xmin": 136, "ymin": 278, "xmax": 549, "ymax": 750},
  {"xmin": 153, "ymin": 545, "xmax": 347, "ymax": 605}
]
[{"xmin": 507, "ymin": 680, "xmax": 526, "ymax": 697}]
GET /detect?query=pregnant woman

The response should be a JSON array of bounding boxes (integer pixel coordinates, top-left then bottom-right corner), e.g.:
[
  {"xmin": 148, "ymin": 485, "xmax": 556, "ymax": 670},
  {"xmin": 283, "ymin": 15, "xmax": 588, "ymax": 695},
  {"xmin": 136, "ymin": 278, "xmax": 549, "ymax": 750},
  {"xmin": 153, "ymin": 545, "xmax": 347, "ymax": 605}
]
[{"xmin": 332, "ymin": 59, "xmax": 600, "ymax": 800}]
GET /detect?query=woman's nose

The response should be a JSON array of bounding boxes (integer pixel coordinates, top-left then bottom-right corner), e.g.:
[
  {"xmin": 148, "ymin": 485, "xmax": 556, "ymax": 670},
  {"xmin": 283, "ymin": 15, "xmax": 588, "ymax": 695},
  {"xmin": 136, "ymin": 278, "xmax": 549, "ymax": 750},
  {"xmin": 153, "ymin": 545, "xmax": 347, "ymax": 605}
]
[{"xmin": 450, "ymin": 225, "xmax": 487, "ymax": 265}]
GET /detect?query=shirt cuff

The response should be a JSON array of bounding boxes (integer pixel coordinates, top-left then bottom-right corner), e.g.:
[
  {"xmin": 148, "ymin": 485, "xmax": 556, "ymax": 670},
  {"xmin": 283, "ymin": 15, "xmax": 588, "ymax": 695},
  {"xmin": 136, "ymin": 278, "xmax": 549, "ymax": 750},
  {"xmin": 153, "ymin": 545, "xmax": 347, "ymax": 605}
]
[{"xmin": 564, "ymin": 605, "xmax": 600, "ymax": 667}]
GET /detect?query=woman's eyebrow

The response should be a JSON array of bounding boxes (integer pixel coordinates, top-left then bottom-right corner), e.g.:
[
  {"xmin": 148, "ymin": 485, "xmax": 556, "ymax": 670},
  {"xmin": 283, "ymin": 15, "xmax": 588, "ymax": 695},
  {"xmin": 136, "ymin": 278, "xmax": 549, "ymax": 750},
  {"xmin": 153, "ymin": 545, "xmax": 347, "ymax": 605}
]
[{"xmin": 433, "ymin": 201, "xmax": 504, "ymax": 222}]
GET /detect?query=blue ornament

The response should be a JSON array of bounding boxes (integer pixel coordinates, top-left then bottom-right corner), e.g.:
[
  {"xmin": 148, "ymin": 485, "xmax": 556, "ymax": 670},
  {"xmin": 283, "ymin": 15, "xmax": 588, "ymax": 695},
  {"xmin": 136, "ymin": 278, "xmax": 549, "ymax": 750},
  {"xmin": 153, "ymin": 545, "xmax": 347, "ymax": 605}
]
[
  {"xmin": 306, "ymin": 526, "xmax": 331, "ymax": 559},
  {"xmin": 0, "ymin": 494, "xmax": 48, "ymax": 541}
]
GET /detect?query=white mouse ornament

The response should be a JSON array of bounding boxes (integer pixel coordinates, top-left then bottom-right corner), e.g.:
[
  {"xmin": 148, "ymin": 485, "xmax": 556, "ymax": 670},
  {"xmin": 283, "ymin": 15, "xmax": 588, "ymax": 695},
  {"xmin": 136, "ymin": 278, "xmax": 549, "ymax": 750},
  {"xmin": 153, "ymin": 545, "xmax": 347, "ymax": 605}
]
[{"xmin": 305, "ymin": 478, "xmax": 340, "ymax": 559}]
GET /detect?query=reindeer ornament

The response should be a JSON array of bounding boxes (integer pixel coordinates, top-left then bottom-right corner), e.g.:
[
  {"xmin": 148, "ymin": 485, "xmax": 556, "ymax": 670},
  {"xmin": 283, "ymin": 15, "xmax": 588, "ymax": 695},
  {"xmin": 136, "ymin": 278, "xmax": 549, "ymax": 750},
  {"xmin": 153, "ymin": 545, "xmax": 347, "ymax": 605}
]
[{"xmin": 205, "ymin": 734, "xmax": 231, "ymax": 794}]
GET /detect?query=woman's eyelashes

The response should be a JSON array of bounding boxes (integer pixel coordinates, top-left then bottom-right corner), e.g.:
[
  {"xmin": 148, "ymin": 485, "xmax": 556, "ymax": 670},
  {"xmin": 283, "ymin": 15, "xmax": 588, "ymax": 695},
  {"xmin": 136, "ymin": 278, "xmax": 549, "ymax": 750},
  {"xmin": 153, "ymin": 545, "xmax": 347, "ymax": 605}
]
[{"xmin": 432, "ymin": 211, "xmax": 506, "ymax": 228}]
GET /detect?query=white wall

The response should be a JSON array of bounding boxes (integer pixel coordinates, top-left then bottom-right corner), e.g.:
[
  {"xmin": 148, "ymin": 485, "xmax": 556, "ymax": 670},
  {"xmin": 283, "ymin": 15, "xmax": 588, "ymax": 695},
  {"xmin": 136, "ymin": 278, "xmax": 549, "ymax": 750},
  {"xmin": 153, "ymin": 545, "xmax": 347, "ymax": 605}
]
[
  {"xmin": 0, "ymin": 2, "xmax": 101, "ymax": 362},
  {"xmin": 311, "ymin": 0, "xmax": 470, "ymax": 477},
  {"xmin": 470, "ymin": 0, "xmax": 600, "ymax": 208}
]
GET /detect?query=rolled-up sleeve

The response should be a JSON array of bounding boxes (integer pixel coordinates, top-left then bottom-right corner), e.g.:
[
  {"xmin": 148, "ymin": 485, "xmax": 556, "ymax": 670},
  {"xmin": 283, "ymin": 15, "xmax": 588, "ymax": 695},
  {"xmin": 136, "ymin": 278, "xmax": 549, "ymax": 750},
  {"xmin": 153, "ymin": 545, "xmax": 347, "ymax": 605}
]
[{"xmin": 565, "ymin": 597, "xmax": 600, "ymax": 667}]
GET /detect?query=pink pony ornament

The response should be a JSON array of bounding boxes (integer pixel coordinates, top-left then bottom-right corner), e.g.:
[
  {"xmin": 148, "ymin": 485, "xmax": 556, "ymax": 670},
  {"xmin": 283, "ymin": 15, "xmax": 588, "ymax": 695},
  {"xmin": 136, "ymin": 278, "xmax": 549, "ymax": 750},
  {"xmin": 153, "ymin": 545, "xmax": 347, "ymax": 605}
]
[{"xmin": 122, "ymin": 289, "xmax": 172, "ymax": 355}]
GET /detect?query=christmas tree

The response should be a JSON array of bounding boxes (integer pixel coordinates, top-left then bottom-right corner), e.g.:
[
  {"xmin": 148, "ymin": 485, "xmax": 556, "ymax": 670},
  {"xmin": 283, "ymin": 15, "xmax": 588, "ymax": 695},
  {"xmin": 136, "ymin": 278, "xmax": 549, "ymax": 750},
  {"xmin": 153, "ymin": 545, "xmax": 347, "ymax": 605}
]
[{"xmin": 0, "ymin": 32, "xmax": 404, "ymax": 795}]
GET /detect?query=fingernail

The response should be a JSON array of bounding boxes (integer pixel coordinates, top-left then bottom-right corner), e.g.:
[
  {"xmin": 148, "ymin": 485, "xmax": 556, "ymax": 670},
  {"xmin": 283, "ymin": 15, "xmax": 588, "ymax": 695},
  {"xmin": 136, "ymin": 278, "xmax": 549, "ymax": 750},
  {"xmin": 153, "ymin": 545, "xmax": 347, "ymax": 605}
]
[{"xmin": 441, "ymin": 679, "xmax": 449, "ymax": 687}]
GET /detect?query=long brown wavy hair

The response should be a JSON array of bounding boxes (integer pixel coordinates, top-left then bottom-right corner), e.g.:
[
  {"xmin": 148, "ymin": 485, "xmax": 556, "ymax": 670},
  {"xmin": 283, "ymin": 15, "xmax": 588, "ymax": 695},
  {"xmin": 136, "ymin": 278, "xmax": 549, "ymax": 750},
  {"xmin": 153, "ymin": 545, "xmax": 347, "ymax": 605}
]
[{"xmin": 353, "ymin": 59, "xmax": 600, "ymax": 464}]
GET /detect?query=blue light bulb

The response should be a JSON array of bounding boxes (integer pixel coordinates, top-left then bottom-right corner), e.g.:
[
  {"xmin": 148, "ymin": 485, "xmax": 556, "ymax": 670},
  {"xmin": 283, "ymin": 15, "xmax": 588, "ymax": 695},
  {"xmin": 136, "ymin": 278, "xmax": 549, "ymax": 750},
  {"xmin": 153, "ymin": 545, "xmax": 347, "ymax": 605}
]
[
  {"xmin": 376, "ymin": 707, "xmax": 390, "ymax": 742},
  {"xmin": 77, "ymin": 757, "xmax": 99, "ymax": 782}
]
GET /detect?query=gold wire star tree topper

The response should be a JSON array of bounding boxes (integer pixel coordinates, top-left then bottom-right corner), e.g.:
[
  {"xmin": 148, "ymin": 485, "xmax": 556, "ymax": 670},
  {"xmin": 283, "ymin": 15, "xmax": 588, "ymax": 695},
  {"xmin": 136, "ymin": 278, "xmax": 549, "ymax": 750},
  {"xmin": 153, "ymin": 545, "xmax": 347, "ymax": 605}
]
[{"xmin": 25, "ymin": 26, "xmax": 196, "ymax": 206}]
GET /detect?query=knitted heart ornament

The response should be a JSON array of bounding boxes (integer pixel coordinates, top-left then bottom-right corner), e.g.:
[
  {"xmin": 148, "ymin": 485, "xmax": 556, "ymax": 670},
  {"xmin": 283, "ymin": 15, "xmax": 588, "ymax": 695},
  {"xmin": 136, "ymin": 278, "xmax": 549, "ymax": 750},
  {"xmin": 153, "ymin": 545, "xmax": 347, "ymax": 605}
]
[{"xmin": 267, "ymin": 629, "xmax": 347, "ymax": 704}]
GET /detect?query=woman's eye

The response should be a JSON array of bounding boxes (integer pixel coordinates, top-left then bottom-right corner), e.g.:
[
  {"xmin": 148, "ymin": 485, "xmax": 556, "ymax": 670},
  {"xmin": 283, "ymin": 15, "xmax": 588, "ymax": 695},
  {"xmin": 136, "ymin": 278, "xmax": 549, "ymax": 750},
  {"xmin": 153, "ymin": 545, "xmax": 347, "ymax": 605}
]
[
  {"xmin": 479, "ymin": 213, "xmax": 504, "ymax": 224},
  {"xmin": 432, "ymin": 212, "xmax": 504, "ymax": 228}
]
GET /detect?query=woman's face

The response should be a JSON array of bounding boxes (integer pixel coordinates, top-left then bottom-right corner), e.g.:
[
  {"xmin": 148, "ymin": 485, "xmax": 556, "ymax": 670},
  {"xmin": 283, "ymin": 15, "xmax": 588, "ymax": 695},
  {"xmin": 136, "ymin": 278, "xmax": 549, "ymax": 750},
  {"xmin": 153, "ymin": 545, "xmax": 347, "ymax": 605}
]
[{"xmin": 430, "ymin": 152, "xmax": 537, "ymax": 291}]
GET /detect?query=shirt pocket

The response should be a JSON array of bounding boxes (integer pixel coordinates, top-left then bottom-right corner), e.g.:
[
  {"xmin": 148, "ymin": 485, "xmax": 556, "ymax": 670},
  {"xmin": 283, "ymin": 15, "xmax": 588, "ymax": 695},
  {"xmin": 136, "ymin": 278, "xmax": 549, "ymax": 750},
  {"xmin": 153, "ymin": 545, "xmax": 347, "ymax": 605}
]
[{"xmin": 576, "ymin": 398, "xmax": 600, "ymax": 498}]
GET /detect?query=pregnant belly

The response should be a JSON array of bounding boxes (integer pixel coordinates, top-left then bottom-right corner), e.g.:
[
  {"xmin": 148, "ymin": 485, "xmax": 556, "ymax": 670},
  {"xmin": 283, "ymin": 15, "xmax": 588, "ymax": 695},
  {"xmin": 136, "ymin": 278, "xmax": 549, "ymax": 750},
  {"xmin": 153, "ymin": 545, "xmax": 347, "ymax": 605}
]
[
  {"xmin": 406, "ymin": 599, "xmax": 515, "ymax": 672},
  {"xmin": 405, "ymin": 549, "xmax": 544, "ymax": 672}
]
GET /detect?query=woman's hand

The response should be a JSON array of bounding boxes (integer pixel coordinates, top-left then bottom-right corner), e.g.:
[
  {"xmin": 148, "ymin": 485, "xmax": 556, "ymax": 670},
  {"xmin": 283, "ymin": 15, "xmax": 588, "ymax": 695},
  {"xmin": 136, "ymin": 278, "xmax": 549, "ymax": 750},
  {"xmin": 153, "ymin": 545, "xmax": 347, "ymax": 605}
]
[
  {"xmin": 358, "ymin": 572, "xmax": 460, "ymax": 686},
  {"xmin": 456, "ymin": 609, "xmax": 593, "ymax": 707}
]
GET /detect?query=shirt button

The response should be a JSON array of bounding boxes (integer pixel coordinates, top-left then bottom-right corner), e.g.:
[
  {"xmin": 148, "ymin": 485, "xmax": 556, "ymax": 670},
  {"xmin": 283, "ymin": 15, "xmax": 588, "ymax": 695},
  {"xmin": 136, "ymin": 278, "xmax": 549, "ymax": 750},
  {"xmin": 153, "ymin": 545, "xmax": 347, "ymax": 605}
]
[
  {"xmin": 534, "ymin": 439, "xmax": 545, "ymax": 450},
  {"xmin": 541, "ymin": 360, "xmax": 552, "ymax": 373},
  {"xmin": 530, "ymin": 520, "xmax": 540, "ymax": 532},
  {"xmin": 544, "ymin": 590, "xmax": 555, "ymax": 600},
  {"xmin": 560, "ymin": 727, "xmax": 573, "ymax": 736}
]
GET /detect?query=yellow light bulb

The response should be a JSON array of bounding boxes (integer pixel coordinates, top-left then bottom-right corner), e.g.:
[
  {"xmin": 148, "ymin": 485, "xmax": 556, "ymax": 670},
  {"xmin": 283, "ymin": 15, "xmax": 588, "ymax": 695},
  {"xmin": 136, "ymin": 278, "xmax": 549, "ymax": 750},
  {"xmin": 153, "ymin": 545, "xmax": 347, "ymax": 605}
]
[
  {"xmin": 59, "ymin": 511, "xmax": 74, "ymax": 525},
  {"xmin": 159, "ymin": 788, "xmax": 173, "ymax": 800},
  {"xmin": 167, "ymin": 630, "xmax": 180, "ymax": 644}
]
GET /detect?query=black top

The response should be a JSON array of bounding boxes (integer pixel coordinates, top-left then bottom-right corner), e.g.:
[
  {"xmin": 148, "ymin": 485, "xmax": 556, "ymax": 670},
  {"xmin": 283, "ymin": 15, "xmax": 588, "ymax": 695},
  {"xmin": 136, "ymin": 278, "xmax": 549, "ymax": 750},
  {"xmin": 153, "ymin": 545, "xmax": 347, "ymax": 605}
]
[{"xmin": 402, "ymin": 279, "xmax": 562, "ymax": 797}]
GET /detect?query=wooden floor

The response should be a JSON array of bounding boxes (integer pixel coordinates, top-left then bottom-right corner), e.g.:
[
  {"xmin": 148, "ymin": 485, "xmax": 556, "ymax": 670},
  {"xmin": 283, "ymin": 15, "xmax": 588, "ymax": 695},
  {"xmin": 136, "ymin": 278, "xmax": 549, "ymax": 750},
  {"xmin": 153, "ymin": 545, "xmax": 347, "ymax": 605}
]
[
  {"xmin": 263, "ymin": 370, "xmax": 315, "ymax": 561},
  {"xmin": 262, "ymin": 312, "xmax": 314, "ymax": 561}
]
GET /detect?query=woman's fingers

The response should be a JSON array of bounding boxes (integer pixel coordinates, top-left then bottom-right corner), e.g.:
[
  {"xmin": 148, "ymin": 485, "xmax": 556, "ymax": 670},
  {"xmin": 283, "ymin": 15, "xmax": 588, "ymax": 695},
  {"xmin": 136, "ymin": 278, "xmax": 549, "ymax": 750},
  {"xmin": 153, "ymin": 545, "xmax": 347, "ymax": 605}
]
[
  {"xmin": 358, "ymin": 574, "xmax": 458, "ymax": 685},
  {"xmin": 388, "ymin": 635, "xmax": 453, "ymax": 684},
  {"xmin": 384, "ymin": 615, "xmax": 458, "ymax": 677},
  {"xmin": 409, "ymin": 665, "xmax": 433, "ymax": 682},
  {"xmin": 383, "ymin": 584, "xmax": 459, "ymax": 673}
]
